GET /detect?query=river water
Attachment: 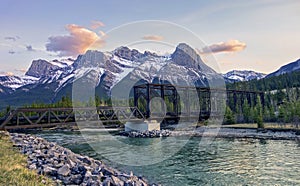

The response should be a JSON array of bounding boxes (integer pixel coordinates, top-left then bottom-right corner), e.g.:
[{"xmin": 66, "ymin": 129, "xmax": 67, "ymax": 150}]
[{"xmin": 32, "ymin": 130, "xmax": 300, "ymax": 185}]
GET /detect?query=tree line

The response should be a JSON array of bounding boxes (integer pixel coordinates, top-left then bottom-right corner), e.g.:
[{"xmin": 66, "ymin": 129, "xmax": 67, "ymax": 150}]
[{"xmin": 225, "ymin": 70, "xmax": 300, "ymax": 127}]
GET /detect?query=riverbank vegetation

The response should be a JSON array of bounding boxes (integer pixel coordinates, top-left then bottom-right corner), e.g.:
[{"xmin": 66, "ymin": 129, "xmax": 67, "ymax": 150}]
[
  {"xmin": 0, "ymin": 132, "xmax": 54, "ymax": 185},
  {"xmin": 226, "ymin": 70, "xmax": 300, "ymax": 128}
]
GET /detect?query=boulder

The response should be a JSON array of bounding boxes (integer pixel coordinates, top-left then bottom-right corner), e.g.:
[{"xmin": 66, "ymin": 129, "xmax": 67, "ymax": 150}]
[{"xmin": 57, "ymin": 164, "xmax": 70, "ymax": 176}]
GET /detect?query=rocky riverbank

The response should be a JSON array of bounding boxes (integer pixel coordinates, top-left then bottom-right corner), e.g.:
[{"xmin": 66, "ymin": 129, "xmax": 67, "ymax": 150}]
[
  {"xmin": 171, "ymin": 127, "xmax": 300, "ymax": 140},
  {"xmin": 119, "ymin": 127, "xmax": 300, "ymax": 140},
  {"xmin": 9, "ymin": 132, "xmax": 151, "ymax": 186},
  {"xmin": 119, "ymin": 130, "xmax": 171, "ymax": 138}
]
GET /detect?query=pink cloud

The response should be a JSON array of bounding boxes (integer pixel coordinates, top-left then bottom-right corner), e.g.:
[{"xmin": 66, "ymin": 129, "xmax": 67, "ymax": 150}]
[
  {"xmin": 46, "ymin": 24, "xmax": 105, "ymax": 57},
  {"xmin": 201, "ymin": 40, "xmax": 246, "ymax": 54},
  {"xmin": 6, "ymin": 72, "xmax": 14, "ymax": 76},
  {"xmin": 90, "ymin": 20, "xmax": 105, "ymax": 30},
  {"xmin": 15, "ymin": 68, "xmax": 27, "ymax": 73},
  {"xmin": 142, "ymin": 35, "xmax": 164, "ymax": 41}
]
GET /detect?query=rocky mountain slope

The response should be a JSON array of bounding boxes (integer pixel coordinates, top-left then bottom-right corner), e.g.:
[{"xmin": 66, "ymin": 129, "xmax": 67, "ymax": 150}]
[{"xmin": 266, "ymin": 58, "xmax": 300, "ymax": 78}]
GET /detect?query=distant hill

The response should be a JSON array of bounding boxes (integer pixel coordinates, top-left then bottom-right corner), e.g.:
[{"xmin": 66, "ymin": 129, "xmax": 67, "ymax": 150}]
[
  {"xmin": 223, "ymin": 70, "xmax": 266, "ymax": 83},
  {"xmin": 267, "ymin": 58, "xmax": 300, "ymax": 78},
  {"xmin": 227, "ymin": 68, "xmax": 300, "ymax": 92}
]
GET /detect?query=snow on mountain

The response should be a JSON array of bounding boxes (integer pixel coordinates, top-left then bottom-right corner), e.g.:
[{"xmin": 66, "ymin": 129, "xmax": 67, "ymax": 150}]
[
  {"xmin": 115, "ymin": 43, "xmax": 223, "ymax": 90},
  {"xmin": 266, "ymin": 58, "xmax": 300, "ymax": 77},
  {"xmin": 0, "ymin": 75, "xmax": 39, "ymax": 89},
  {"xmin": 223, "ymin": 70, "xmax": 266, "ymax": 82}
]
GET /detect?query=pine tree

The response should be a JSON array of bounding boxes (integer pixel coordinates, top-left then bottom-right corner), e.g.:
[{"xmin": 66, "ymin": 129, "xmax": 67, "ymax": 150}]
[
  {"xmin": 224, "ymin": 106, "xmax": 235, "ymax": 124},
  {"xmin": 256, "ymin": 96, "xmax": 264, "ymax": 128},
  {"xmin": 278, "ymin": 105, "xmax": 286, "ymax": 124},
  {"xmin": 263, "ymin": 106, "xmax": 270, "ymax": 122},
  {"xmin": 242, "ymin": 99, "xmax": 250, "ymax": 123},
  {"xmin": 269, "ymin": 105, "xmax": 276, "ymax": 122}
]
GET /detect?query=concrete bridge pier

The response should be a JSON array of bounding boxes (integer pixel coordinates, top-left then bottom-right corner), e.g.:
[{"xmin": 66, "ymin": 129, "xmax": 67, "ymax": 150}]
[{"xmin": 125, "ymin": 120, "xmax": 160, "ymax": 132}]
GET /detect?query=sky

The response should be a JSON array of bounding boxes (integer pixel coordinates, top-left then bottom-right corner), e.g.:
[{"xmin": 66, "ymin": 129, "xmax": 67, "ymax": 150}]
[{"xmin": 0, "ymin": 0, "xmax": 300, "ymax": 76}]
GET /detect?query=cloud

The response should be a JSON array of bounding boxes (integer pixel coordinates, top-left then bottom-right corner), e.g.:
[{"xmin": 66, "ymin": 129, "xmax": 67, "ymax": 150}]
[
  {"xmin": 201, "ymin": 40, "xmax": 246, "ymax": 54},
  {"xmin": 90, "ymin": 20, "xmax": 105, "ymax": 30},
  {"xmin": 15, "ymin": 68, "xmax": 27, "ymax": 73},
  {"xmin": 4, "ymin": 36, "xmax": 20, "ymax": 42},
  {"xmin": 98, "ymin": 30, "xmax": 106, "ymax": 37},
  {"xmin": 26, "ymin": 45, "xmax": 35, "ymax": 52},
  {"xmin": 0, "ymin": 71, "xmax": 15, "ymax": 76},
  {"xmin": 8, "ymin": 50, "xmax": 16, "ymax": 54},
  {"xmin": 46, "ymin": 24, "xmax": 105, "ymax": 57},
  {"xmin": 5, "ymin": 72, "xmax": 14, "ymax": 76},
  {"xmin": 142, "ymin": 35, "xmax": 164, "ymax": 41}
]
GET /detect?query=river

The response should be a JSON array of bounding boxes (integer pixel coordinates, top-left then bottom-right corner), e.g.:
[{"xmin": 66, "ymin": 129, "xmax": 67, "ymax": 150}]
[{"xmin": 31, "ymin": 130, "xmax": 300, "ymax": 185}]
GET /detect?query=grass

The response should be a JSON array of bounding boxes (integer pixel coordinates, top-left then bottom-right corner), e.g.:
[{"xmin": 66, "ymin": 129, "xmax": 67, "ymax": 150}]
[{"xmin": 0, "ymin": 132, "xmax": 55, "ymax": 186}]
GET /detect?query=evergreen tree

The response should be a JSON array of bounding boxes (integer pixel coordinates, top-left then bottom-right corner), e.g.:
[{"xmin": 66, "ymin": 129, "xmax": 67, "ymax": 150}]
[
  {"xmin": 224, "ymin": 106, "xmax": 235, "ymax": 124},
  {"xmin": 242, "ymin": 99, "xmax": 250, "ymax": 123},
  {"xmin": 269, "ymin": 105, "xmax": 276, "ymax": 122},
  {"xmin": 256, "ymin": 96, "xmax": 264, "ymax": 128}
]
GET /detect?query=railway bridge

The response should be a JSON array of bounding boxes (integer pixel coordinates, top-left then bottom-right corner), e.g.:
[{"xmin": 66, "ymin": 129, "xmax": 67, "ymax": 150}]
[{"xmin": 0, "ymin": 83, "xmax": 264, "ymax": 130}]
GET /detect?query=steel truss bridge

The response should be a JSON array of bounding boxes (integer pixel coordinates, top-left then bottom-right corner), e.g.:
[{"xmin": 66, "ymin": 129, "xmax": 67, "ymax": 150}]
[{"xmin": 0, "ymin": 83, "xmax": 264, "ymax": 130}]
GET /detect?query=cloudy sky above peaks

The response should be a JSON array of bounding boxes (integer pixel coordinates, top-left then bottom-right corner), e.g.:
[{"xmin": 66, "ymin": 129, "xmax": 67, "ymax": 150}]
[{"xmin": 0, "ymin": 0, "xmax": 300, "ymax": 75}]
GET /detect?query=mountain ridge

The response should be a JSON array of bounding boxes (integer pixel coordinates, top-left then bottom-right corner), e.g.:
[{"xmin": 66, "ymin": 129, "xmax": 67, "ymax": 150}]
[
  {"xmin": 223, "ymin": 70, "xmax": 266, "ymax": 83},
  {"xmin": 266, "ymin": 58, "xmax": 300, "ymax": 78},
  {"xmin": 0, "ymin": 43, "xmax": 222, "ymax": 108},
  {"xmin": 1, "ymin": 43, "xmax": 299, "ymax": 108}
]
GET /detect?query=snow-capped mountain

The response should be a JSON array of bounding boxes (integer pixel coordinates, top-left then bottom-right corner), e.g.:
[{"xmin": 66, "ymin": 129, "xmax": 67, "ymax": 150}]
[
  {"xmin": 266, "ymin": 58, "xmax": 300, "ymax": 78},
  {"xmin": 0, "ymin": 43, "xmax": 223, "ymax": 107},
  {"xmin": 0, "ymin": 75, "xmax": 39, "ymax": 89},
  {"xmin": 223, "ymin": 70, "xmax": 266, "ymax": 83}
]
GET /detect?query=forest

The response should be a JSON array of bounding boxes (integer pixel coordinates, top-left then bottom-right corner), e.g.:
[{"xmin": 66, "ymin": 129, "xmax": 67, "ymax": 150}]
[{"xmin": 225, "ymin": 70, "xmax": 300, "ymax": 127}]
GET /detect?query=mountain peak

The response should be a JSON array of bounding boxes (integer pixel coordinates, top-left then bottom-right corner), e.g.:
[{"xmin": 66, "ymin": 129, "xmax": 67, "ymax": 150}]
[
  {"xmin": 113, "ymin": 46, "xmax": 143, "ymax": 61},
  {"xmin": 171, "ymin": 43, "xmax": 205, "ymax": 70},
  {"xmin": 73, "ymin": 50, "xmax": 107, "ymax": 69},
  {"xmin": 25, "ymin": 59, "xmax": 61, "ymax": 78},
  {"xmin": 176, "ymin": 43, "xmax": 194, "ymax": 51}
]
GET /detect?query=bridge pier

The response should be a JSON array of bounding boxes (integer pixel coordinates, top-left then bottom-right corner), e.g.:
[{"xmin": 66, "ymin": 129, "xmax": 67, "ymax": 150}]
[{"xmin": 125, "ymin": 120, "xmax": 160, "ymax": 132}]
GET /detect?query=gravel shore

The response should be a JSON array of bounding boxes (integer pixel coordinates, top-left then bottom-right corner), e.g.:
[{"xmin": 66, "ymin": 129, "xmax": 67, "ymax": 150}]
[
  {"xmin": 8, "ymin": 132, "xmax": 151, "ymax": 186},
  {"xmin": 171, "ymin": 127, "xmax": 300, "ymax": 140},
  {"xmin": 120, "ymin": 127, "xmax": 300, "ymax": 140}
]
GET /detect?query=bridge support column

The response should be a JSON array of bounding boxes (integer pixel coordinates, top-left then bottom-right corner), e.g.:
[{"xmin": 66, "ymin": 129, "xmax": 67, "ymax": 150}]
[
  {"xmin": 146, "ymin": 84, "xmax": 151, "ymax": 118},
  {"xmin": 125, "ymin": 120, "xmax": 160, "ymax": 132}
]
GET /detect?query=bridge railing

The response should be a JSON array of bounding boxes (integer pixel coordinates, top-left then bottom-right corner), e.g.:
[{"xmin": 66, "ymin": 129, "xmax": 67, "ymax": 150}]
[{"xmin": 0, "ymin": 106, "xmax": 145, "ymax": 130}]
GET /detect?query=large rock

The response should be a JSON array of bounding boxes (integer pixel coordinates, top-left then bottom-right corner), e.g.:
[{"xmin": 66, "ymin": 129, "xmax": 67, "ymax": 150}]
[
  {"xmin": 57, "ymin": 164, "xmax": 70, "ymax": 176},
  {"xmin": 43, "ymin": 165, "xmax": 57, "ymax": 176}
]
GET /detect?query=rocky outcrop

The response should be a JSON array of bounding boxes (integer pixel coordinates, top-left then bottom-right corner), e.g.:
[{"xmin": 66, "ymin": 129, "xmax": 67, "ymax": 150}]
[
  {"xmin": 119, "ymin": 130, "xmax": 171, "ymax": 138},
  {"xmin": 10, "ymin": 133, "xmax": 151, "ymax": 186},
  {"xmin": 73, "ymin": 50, "xmax": 107, "ymax": 69},
  {"xmin": 170, "ymin": 43, "xmax": 214, "ymax": 73},
  {"xmin": 25, "ymin": 59, "xmax": 61, "ymax": 78},
  {"xmin": 114, "ymin": 46, "xmax": 143, "ymax": 61}
]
